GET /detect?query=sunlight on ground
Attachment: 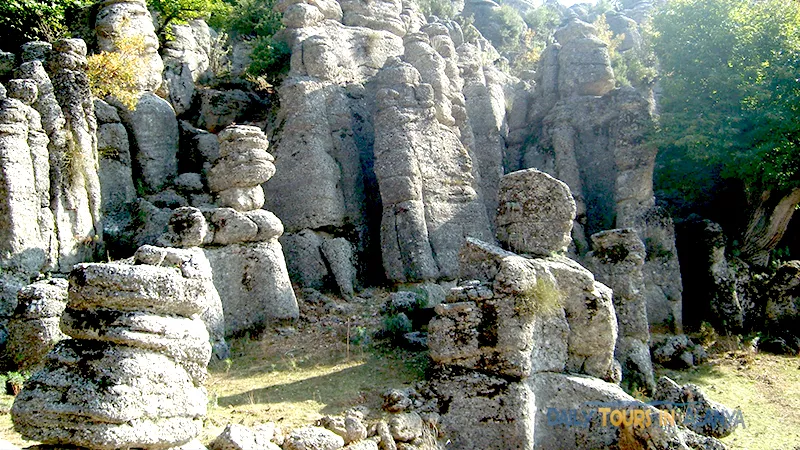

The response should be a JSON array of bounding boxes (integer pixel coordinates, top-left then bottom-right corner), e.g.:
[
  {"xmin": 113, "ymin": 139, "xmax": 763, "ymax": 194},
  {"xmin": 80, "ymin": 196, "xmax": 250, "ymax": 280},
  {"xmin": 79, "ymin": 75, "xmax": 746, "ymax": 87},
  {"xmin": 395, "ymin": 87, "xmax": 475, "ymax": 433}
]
[{"xmin": 658, "ymin": 353, "xmax": 800, "ymax": 450}]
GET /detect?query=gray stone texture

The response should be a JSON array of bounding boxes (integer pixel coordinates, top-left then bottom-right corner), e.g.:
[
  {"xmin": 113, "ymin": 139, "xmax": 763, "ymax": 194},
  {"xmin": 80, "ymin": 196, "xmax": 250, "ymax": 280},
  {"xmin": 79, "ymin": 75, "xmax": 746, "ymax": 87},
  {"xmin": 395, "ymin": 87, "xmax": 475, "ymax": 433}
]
[
  {"xmin": 204, "ymin": 242, "xmax": 299, "ymax": 336},
  {"xmin": 11, "ymin": 259, "xmax": 211, "ymax": 449},
  {"xmin": 586, "ymin": 228, "xmax": 655, "ymax": 393},
  {"xmin": 6, "ymin": 278, "xmax": 69, "ymax": 371},
  {"xmin": 496, "ymin": 168, "xmax": 576, "ymax": 256}
]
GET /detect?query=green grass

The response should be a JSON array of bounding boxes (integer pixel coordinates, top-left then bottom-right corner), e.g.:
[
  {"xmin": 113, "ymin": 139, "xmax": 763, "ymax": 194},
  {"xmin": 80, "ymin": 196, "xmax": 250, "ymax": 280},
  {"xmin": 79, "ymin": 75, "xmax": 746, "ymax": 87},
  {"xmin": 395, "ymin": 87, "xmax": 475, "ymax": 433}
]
[{"xmin": 657, "ymin": 352, "xmax": 800, "ymax": 450}]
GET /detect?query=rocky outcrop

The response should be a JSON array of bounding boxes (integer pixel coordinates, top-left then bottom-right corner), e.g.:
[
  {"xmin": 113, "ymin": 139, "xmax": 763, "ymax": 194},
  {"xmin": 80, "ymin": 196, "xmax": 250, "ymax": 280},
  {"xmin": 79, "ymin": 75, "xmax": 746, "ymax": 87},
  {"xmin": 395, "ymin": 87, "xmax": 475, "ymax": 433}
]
[
  {"xmin": 586, "ymin": 228, "xmax": 655, "ymax": 393},
  {"xmin": 654, "ymin": 376, "xmax": 740, "ymax": 439},
  {"xmin": 5, "ymin": 278, "xmax": 69, "ymax": 371},
  {"xmin": 266, "ymin": 0, "xmax": 510, "ymax": 290},
  {"xmin": 11, "ymin": 260, "xmax": 211, "ymax": 449},
  {"xmin": 160, "ymin": 125, "xmax": 298, "ymax": 337},
  {"xmin": 95, "ymin": 0, "xmax": 164, "ymax": 93},
  {"xmin": 374, "ymin": 56, "xmax": 493, "ymax": 283},
  {"xmin": 160, "ymin": 20, "xmax": 214, "ymax": 116},
  {"xmin": 95, "ymin": 98, "xmax": 137, "ymax": 254},
  {"xmin": 507, "ymin": 17, "xmax": 683, "ymax": 332}
]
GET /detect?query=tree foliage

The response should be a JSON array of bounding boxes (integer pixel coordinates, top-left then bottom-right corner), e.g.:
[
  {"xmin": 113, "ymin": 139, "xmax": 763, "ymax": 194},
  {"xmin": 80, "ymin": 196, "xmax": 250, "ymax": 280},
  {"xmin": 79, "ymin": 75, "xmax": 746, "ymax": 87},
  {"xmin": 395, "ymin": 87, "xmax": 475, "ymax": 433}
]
[
  {"xmin": 0, "ymin": 0, "xmax": 90, "ymax": 52},
  {"xmin": 652, "ymin": 0, "xmax": 800, "ymax": 203},
  {"xmin": 147, "ymin": 0, "xmax": 231, "ymax": 40}
]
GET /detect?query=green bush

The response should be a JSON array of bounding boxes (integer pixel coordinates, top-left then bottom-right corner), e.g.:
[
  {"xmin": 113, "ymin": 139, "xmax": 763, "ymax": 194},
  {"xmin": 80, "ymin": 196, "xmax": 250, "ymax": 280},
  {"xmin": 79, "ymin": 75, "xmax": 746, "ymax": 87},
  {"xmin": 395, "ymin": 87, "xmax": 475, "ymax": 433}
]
[
  {"xmin": 490, "ymin": 5, "xmax": 526, "ymax": 54},
  {"xmin": 415, "ymin": 0, "xmax": 456, "ymax": 20},
  {"xmin": 147, "ymin": 0, "xmax": 231, "ymax": 40},
  {"xmin": 247, "ymin": 36, "xmax": 291, "ymax": 79}
]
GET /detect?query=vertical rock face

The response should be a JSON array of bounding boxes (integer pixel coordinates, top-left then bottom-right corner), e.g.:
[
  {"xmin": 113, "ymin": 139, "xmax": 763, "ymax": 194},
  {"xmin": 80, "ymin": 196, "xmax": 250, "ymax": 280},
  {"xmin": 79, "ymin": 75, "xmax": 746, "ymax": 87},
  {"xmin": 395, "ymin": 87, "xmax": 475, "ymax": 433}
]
[
  {"xmin": 11, "ymin": 261, "xmax": 211, "ymax": 449},
  {"xmin": 506, "ymin": 16, "xmax": 683, "ymax": 331},
  {"xmin": 374, "ymin": 56, "xmax": 492, "ymax": 283},
  {"xmin": 0, "ymin": 81, "xmax": 54, "ymax": 349},
  {"xmin": 266, "ymin": 0, "xmax": 509, "ymax": 289},
  {"xmin": 118, "ymin": 93, "xmax": 180, "ymax": 194},
  {"xmin": 161, "ymin": 20, "xmax": 213, "ymax": 116},
  {"xmin": 586, "ymin": 228, "xmax": 655, "ymax": 393},
  {"xmin": 48, "ymin": 39, "xmax": 103, "ymax": 272},
  {"xmin": 95, "ymin": 0, "xmax": 164, "ymax": 93}
]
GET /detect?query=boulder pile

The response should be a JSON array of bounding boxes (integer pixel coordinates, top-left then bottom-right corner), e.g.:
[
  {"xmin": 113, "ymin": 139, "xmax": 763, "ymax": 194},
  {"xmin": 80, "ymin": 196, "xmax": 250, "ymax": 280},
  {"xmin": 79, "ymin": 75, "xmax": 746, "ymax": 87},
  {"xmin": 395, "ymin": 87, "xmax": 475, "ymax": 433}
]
[{"xmin": 11, "ymin": 257, "xmax": 212, "ymax": 449}]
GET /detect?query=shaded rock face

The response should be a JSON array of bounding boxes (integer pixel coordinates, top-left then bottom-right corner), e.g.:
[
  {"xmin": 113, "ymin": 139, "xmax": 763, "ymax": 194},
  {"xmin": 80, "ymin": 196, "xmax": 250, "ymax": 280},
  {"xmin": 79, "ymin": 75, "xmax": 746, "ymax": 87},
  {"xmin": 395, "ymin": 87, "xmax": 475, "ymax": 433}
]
[
  {"xmin": 160, "ymin": 20, "xmax": 214, "ymax": 116},
  {"xmin": 586, "ymin": 228, "xmax": 655, "ymax": 394},
  {"xmin": 95, "ymin": 0, "xmax": 164, "ymax": 93},
  {"xmin": 266, "ymin": 0, "xmax": 510, "ymax": 290},
  {"xmin": 506, "ymin": 17, "xmax": 682, "ymax": 332},
  {"xmin": 676, "ymin": 218, "xmax": 744, "ymax": 333},
  {"xmin": 11, "ymin": 261, "xmax": 211, "ymax": 449},
  {"xmin": 654, "ymin": 377, "xmax": 740, "ymax": 439}
]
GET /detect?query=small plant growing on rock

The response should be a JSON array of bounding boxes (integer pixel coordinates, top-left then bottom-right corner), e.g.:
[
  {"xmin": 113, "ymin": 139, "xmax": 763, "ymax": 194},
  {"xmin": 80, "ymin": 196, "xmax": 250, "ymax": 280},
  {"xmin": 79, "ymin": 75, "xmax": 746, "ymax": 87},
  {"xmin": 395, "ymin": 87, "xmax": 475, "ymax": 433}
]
[
  {"xmin": 4, "ymin": 371, "xmax": 28, "ymax": 396},
  {"xmin": 515, "ymin": 277, "xmax": 562, "ymax": 318},
  {"xmin": 86, "ymin": 35, "xmax": 146, "ymax": 110}
]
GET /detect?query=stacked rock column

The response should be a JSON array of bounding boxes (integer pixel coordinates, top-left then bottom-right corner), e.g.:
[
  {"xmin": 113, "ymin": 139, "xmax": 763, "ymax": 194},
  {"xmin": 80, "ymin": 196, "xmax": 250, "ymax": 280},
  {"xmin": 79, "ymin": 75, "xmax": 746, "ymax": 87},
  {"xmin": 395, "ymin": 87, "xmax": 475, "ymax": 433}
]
[
  {"xmin": 427, "ymin": 169, "xmax": 620, "ymax": 449},
  {"xmin": 160, "ymin": 124, "xmax": 298, "ymax": 337},
  {"xmin": 11, "ymin": 259, "xmax": 212, "ymax": 449},
  {"xmin": 586, "ymin": 228, "xmax": 656, "ymax": 394}
]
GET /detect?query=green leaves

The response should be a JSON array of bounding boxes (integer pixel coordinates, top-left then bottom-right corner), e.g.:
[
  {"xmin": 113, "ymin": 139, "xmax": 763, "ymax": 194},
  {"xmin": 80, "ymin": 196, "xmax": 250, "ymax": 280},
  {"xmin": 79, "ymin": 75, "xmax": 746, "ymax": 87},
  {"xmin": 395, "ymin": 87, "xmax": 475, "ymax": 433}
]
[
  {"xmin": 0, "ymin": 0, "xmax": 90, "ymax": 52},
  {"xmin": 653, "ymin": 0, "xmax": 800, "ymax": 201}
]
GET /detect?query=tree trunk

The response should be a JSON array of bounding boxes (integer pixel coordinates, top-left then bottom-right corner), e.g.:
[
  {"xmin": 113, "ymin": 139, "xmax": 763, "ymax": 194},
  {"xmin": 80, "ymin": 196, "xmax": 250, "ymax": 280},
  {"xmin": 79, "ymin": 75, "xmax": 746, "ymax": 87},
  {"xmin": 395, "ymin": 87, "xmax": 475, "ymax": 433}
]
[{"xmin": 740, "ymin": 188, "xmax": 800, "ymax": 267}]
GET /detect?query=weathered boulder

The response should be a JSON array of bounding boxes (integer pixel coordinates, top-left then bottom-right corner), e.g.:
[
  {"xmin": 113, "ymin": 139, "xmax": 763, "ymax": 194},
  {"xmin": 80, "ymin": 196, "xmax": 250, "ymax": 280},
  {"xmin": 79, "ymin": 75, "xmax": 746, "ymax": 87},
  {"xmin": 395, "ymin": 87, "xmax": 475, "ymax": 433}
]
[
  {"xmin": 284, "ymin": 426, "xmax": 345, "ymax": 450},
  {"xmin": 11, "ymin": 260, "xmax": 211, "ymax": 449},
  {"xmin": 118, "ymin": 92, "xmax": 179, "ymax": 194},
  {"xmin": 197, "ymin": 88, "xmax": 256, "ymax": 133},
  {"xmin": 653, "ymin": 376, "xmax": 740, "ymax": 439},
  {"xmin": 204, "ymin": 241, "xmax": 298, "ymax": 336},
  {"xmin": 95, "ymin": 0, "xmax": 164, "ymax": 92},
  {"xmin": 161, "ymin": 206, "xmax": 212, "ymax": 248},
  {"xmin": 650, "ymin": 334, "xmax": 707, "ymax": 369},
  {"xmin": 210, "ymin": 423, "xmax": 282, "ymax": 450},
  {"xmin": 496, "ymin": 169, "xmax": 576, "ymax": 256},
  {"xmin": 531, "ymin": 372, "xmax": 699, "ymax": 450},
  {"xmin": 6, "ymin": 279, "xmax": 69, "ymax": 371},
  {"xmin": 586, "ymin": 228, "xmax": 655, "ymax": 393},
  {"xmin": 554, "ymin": 18, "xmax": 615, "ymax": 97},
  {"xmin": 133, "ymin": 245, "xmax": 229, "ymax": 360},
  {"xmin": 321, "ymin": 237, "xmax": 357, "ymax": 297}
]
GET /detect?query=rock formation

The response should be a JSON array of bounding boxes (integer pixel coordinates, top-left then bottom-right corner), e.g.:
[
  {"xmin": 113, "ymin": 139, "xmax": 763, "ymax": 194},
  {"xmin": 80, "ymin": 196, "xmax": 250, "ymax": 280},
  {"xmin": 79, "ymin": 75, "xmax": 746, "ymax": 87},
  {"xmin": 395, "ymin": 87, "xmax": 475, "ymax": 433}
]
[
  {"xmin": 426, "ymin": 169, "xmax": 722, "ymax": 449},
  {"xmin": 160, "ymin": 125, "xmax": 298, "ymax": 337},
  {"xmin": 11, "ymin": 259, "xmax": 211, "ymax": 449},
  {"xmin": 5, "ymin": 278, "xmax": 69, "ymax": 371},
  {"xmin": 95, "ymin": 0, "xmax": 164, "ymax": 93},
  {"xmin": 507, "ymin": 16, "xmax": 683, "ymax": 332},
  {"xmin": 265, "ymin": 0, "xmax": 511, "ymax": 290},
  {"xmin": 586, "ymin": 228, "xmax": 655, "ymax": 393}
]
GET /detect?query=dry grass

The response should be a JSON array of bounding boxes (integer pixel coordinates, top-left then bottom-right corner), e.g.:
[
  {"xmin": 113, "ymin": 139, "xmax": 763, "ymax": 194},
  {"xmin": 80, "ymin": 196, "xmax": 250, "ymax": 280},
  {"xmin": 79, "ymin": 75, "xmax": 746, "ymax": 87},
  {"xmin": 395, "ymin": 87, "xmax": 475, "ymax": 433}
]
[{"xmin": 658, "ymin": 351, "xmax": 800, "ymax": 450}]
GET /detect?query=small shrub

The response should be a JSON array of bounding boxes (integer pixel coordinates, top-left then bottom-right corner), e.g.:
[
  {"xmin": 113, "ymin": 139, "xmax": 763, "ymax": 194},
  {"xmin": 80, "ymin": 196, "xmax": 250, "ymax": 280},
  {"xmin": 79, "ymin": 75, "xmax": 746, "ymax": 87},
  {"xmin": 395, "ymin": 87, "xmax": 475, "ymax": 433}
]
[
  {"xmin": 247, "ymin": 36, "xmax": 291, "ymax": 80},
  {"xmin": 699, "ymin": 321, "xmax": 719, "ymax": 347},
  {"xmin": 86, "ymin": 35, "xmax": 146, "ymax": 110},
  {"xmin": 414, "ymin": 0, "xmax": 456, "ymax": 20},
  {"xmin": 516, "ymin": 277, "xmax": 562, "ymax": 318},
  {"xmin": 381, "ymin": 313, "xmax": 413, "ymax": 342},
  {"xmin": 5, "ymin": 371, "xmax": 28, "ymax": 396}
]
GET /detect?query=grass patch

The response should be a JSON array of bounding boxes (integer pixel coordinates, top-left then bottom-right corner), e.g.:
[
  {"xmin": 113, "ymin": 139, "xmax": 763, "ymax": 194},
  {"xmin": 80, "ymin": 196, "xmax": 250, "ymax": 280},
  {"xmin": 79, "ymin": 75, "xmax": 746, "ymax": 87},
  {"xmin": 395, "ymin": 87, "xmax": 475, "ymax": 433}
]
[{"xmin": 657, "ymin": 352, "xmax": 800, "ymax": 450}]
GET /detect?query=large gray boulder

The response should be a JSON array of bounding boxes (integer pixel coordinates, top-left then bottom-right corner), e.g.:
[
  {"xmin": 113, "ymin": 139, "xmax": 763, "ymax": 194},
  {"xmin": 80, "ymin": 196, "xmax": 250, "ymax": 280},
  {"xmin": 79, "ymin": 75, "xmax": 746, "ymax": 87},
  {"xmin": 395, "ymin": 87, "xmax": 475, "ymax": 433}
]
[
  {"xmin": 161, "ymin": 20, "xmax": 213, "ymax": 115},
  {"xmin": 204, "ymin": 241, "xmax": 298, "ymax": 336},
  {"xmin": 118, "ymin": 92, "xmax": 179, "ymax": 194},
  {"xmin": 554, "ymin": 19, "xmax": 615, "ymax": 97},
  {"xmin": 496, "ymin": 168, "xmax": 576, "ymax": 256},
  {"xmin": 11, "ymin": 260, "xmax": 211, "ymax": 449}
]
